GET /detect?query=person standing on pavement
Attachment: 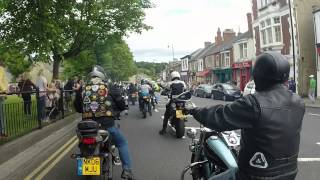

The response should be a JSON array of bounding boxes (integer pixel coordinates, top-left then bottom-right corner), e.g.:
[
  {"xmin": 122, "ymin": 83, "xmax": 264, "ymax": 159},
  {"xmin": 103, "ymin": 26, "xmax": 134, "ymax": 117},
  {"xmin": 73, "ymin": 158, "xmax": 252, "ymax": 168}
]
[
  {"xmin": 36, "ymin": 69, "xmax": 48, "ymax": 122},
  {"xmin": 187, "ymin": 52, "xmax": 305, "ymax": 180},
  {"xmin": 73, "ymin": 79, "xmax": 83, "ymax": 113},
  {"xmin": 18, "ymin": 73, "xmax": 36, "ymax": 116},
  {"xmin": 309, "ymin": 75, "xmax": 316, "ymax": 103},
  {"xmin": 0, "ymin": 61, "xmax": 8, "ymax": 137},
  {"xmin": 288, "ymin": 77, "xmax": 296, "ymax": 93}
]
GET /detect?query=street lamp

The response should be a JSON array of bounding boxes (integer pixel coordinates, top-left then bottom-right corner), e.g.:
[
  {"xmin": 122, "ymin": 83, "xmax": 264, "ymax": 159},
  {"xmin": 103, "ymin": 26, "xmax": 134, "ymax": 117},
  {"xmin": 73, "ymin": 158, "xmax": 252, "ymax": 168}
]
[{"xmin": 168, "ymin": 44, "xmax": 175, "ymax": 62}]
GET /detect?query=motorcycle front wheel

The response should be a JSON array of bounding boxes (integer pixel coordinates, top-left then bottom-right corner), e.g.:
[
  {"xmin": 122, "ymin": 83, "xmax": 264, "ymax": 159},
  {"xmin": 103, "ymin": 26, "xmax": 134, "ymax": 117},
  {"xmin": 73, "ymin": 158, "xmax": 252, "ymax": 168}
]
[{"xmin": 191, "ymin": 153, "xmax": 208, "ymax": 180}]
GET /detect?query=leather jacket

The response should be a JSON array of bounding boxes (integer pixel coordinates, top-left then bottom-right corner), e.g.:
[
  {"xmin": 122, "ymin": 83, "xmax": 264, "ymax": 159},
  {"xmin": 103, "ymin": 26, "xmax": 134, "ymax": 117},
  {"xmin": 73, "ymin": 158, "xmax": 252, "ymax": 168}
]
[{"xmin": 192, "ymin": 84, "xmax": 305, "ymax": 180}]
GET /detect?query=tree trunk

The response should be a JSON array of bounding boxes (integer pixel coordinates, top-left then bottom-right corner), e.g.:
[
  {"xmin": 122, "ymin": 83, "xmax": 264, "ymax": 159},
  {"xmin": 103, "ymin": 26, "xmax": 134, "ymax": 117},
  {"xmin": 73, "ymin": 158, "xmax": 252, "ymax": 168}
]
[{"xmin": 52, "ymin": 54, "xmax": 62, "ymax": 80}]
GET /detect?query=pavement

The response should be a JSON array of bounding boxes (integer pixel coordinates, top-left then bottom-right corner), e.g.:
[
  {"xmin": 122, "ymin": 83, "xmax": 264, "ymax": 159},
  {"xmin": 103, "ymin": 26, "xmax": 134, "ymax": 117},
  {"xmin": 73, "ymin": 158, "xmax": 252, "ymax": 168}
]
[
  {"xmin": 0, "ymin": 96, "xmax": 319, "ymax": 180},
  {"xmin": 304, "ymin": 97, "xmax": 320, "ymax": 108}
]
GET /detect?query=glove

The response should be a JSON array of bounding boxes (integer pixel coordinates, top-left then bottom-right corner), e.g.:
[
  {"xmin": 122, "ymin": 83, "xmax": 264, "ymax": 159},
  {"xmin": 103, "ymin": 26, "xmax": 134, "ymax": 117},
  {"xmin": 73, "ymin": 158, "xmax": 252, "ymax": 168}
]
[{"xmin": 183, "ymin": 107, "xmax": 196, "ymax": 115}]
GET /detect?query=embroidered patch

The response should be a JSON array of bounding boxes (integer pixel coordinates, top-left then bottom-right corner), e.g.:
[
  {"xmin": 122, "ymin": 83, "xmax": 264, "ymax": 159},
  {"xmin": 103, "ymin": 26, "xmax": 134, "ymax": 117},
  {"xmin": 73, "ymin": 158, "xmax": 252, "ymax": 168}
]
[
  {"xmin": 92, "ymin": 85, "xmax": 99, "ymax": 92},
  {"xmin": 85, "ymin": 86, "xmax": 91, "ymax": 91},
  {"xmin": 99, "ymin": 85, "xmax": 106, "ymax": 89},
  {"xmin": 85, "ymin": 91, "xmax": 91, "ymax": 96},
  {"xmin": 98, "ymin": 89, "xmax": 106, "ymax": 96},
  {"xmin": 90, "ymin": 101, "xmax": 99, "ymax": 112},
  {"xmin": 249, "ymin": 152, "xmax": 268, "ymax": 169},
  {"xmin": 106, "ymin": 111, "xmax": 112, "ymax": 116},
  {"xmin": 105, "ymin": 101, "xmax": 112, "ymax": 107},
  {"xmin": 83, "ymin": 96, "xmax": 91, "ymax": 104},
  {"xmin": 91, "ymin": 95, "xmax": 97, "ymax": 101}
]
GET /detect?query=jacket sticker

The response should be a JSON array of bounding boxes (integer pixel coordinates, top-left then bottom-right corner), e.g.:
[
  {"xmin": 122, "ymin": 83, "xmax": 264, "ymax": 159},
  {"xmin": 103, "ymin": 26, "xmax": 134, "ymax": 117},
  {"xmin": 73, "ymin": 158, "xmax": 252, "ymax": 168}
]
[
  {"xmin": 92, "ymin": 85, "xmax": 99, "ymax": 92},
  {"xmin": 83, "ymin": 96, "xmax": 91, "ymax": 104},
  {"xmin": 249, "ymin": 152, "xmax": 268, "ymax": 169}
]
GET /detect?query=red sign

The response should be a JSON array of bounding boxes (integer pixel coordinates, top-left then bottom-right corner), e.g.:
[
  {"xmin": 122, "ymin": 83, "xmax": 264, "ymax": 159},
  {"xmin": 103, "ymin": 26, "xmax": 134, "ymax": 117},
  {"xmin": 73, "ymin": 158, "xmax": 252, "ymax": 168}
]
[{"xmin": 232, "ymin": 61, "xmax": 252, "ymax": 69}]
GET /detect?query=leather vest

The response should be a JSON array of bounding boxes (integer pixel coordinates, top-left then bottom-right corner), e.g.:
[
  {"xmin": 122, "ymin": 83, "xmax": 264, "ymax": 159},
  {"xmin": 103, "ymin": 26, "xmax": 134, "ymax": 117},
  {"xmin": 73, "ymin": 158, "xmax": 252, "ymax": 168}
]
[
  {"xmin": 82, "ymin": 82, "xmax": 115, "ymax": 119},
  {"xmin": 238, "ymin": 85, "xmax": 305, "ymax": 178}
]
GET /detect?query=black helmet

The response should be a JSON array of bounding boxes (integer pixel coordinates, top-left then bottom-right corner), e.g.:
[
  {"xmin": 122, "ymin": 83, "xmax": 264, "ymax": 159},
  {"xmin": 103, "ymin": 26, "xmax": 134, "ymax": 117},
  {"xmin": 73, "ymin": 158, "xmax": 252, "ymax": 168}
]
[
  {"xmin": 253, "ymin": 51, "xmax": 290, "ymax": 91},
  {"xmin": 141, "ymin": 79, "xmax": 146, "ymax": 84}
]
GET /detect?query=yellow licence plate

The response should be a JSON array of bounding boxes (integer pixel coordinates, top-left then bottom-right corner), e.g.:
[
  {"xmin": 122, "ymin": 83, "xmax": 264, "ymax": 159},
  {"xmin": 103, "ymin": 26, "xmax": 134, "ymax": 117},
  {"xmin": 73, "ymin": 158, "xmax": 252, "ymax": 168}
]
[
  {"xmin": 176, "ymin": 110, "xmax": 185, "ymax": 119},
  {"xmin": 77, "ymin": 157, "xmax": 100, "ymax": 176}
]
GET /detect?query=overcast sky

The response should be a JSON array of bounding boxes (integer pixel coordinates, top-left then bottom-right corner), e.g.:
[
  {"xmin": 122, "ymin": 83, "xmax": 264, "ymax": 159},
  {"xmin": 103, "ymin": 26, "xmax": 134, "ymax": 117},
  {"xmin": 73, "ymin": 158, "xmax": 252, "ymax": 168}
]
[{"xmin": 126, "ymin": 0, "xmax": 252, "ymax": 63}]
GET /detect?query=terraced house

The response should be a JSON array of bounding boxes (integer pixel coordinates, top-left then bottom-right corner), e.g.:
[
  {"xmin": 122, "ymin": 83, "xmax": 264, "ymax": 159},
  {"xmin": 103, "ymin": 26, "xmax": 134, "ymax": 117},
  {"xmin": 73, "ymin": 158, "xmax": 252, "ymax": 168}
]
[{"xmin": 252, "ymin": 0, "xmax": 319, "ymax": 96}]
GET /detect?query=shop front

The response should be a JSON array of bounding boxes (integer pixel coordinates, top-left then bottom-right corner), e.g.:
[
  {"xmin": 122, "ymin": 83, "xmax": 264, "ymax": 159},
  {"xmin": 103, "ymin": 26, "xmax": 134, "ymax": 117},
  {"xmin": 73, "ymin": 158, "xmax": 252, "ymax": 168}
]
[
  {"xmin": 180, "ymin": 71, "xmax": 188, "ymax": 82},
  {"xmin": 196, "ymin": 69, "xmax": 211, "ymax": 84},
  {"xmin": 232, "ymin": 61, "xmax": 252, "ymax": 91},
  {"xmin": 213, "ymin": 68, "xmax": 232, "ymax": 83}
]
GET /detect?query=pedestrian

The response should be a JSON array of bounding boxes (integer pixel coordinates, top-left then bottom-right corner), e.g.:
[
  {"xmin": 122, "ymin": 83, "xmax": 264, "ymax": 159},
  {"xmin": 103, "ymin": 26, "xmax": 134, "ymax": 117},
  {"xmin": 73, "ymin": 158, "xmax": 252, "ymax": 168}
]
[
  {"xmin": 63, "ymin": 78, "xmax": 74, "ymax": 112},
  {"xmin": 73, "ymin": 79, "xmax": 83, "ymax": 113},
  {"xmin": 18, "ymin": 72, "xmax": 36, "ymax": 116},
  {"xmin": 288, "ymin": 77, "xmax": 296, "ymax": 93},
  {"xmin": 309, "ymin": 75, "xmax": 316, "ymax": 103},
  {"xmin": 0, "ymin": 61, "xmax": 8, "ymax": 137},
  {"xmin": 36, "ymin": 69, "xmax": 48, "ymax": 122}
]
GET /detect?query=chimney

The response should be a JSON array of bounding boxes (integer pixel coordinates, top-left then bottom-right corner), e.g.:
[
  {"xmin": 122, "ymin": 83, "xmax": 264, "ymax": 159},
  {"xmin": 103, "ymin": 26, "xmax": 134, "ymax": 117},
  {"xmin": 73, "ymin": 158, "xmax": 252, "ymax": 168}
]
[
  {"xmin": 223, "ymin": 29, "xmax": 236, "ymax": 43},
  {"xmin": 247, "ymin": 13, "xmax": 253, "ymax": 36},
  {"xmin": 204, "ymin": 42, "xmax": 212, "ymax": 48},
  {"xmin": 215, "ymin": 28, "xmax": 223, "ymax": 46}
]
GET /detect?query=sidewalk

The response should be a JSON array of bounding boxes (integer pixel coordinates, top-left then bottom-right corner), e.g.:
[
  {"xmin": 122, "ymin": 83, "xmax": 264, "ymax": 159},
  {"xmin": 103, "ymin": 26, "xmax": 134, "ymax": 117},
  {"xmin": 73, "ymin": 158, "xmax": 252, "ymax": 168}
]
[{"xmin": 304, "ymin": 98, "xmax": 320, "ymax": 108}]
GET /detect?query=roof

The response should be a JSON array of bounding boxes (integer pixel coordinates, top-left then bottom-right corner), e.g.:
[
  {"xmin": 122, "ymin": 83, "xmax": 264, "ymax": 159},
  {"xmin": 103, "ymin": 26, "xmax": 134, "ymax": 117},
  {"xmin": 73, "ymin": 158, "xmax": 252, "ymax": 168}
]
[
  {"xmin": 189, "ymin": 48, "xmax": 204, "ymax": 62},
  {"xmin": 180, "ymin": 48, "xmax": 202, "ymax": 61},
  {"xmin": 205, "ymin": 31, "xmax": 252, "ymax": 56}
]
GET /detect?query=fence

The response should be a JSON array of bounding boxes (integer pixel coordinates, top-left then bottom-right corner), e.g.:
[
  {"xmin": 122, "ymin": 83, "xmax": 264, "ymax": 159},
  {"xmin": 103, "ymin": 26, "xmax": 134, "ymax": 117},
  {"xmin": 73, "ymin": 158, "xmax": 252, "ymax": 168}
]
[{"xmin": 0, "ymin": 88, "xmax": 77, "ymax": 143}]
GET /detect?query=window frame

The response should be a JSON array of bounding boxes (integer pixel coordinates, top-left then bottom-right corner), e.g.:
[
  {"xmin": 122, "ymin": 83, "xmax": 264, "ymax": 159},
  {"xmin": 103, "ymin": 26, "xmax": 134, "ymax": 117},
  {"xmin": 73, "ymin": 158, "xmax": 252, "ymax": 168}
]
[{"xmin": 259, "ymin": 16, "xmax": 282, "ymax": 48}]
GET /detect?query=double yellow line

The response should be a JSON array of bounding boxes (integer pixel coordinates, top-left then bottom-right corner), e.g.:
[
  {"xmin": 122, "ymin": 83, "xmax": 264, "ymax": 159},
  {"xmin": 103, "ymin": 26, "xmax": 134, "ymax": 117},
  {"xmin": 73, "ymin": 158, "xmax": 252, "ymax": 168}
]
[{"xmin": 25, "ymin": 136, "xmax": 78, "ymax": 180}]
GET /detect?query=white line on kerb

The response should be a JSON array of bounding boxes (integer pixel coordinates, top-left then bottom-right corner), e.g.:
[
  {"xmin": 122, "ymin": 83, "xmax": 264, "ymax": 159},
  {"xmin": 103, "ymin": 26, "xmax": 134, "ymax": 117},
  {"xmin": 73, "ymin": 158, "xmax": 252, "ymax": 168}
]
[{"xmin": 309, "ymin": 113, "xmax": 320, "ymax": 117}]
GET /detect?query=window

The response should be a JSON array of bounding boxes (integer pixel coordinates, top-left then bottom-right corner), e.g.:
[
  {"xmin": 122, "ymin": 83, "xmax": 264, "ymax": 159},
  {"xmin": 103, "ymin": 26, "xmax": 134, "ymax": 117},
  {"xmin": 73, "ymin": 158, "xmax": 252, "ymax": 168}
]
[
  {"xmin": 239, "ymin": 43, "xmax": 248, "ymax": 59},
  {"xmin": 260, "ymin": 17, "xmax": 282, "ymax": 46},
  {"xmin": 225, "ymin": 52, "xmax": 230, "ymax": 67},
  {"xmin": 259, "ymin": 0, "xmax": 271, "ymax": 9},
  {"xmin": 221, "ymin": 53, "xmax": 225, "ymax": 67}
]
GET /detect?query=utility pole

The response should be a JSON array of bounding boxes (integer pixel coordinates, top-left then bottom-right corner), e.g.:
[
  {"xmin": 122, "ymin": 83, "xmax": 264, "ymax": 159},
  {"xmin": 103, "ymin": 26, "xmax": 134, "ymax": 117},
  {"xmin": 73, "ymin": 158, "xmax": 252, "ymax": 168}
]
[{"xmin": 288, "ymin": 0, "xmax": 296, "ymax": 82}]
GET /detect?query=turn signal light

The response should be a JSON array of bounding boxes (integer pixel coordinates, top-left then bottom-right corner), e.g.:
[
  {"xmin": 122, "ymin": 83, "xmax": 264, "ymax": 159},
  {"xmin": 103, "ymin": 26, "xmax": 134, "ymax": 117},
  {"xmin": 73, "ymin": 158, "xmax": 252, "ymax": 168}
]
[{"xmin": 82, "ymin": 137, "xmax": 96, "ymax": 145}]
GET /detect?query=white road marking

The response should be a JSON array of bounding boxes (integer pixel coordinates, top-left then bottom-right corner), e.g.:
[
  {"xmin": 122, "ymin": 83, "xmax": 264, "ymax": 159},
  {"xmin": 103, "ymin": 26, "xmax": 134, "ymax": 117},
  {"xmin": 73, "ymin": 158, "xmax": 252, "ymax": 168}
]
[
  {"xmin": 316, "ymin": 142, "xmax": 320, "ymax": 146},
  {"xmin": 154, "ymin": 109, "xmax": 159, "ymax": 112},
  {"xmin": 298, "ymin": 158, "xmax": 320, "ymax": 162},
  {"xmin": 309, "ymin": 113, "xmax": 320, "ymax": 117}
]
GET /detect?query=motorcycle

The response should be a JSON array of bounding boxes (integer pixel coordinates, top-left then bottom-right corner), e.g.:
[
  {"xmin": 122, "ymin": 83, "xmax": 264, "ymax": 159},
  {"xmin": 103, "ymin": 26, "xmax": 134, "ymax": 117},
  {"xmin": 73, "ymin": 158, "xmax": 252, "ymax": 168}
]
[
  {"xmin": 141, "ymin": 94, "xmax": 152, "ymax": 118},
  {"xmin": 181, "ymin": 125, "xmax": 240, "ymax": 180},
  {"xmin": 129, "ymin": 92, "xmax": 138, "ymax": 105},
  {"xmin": 71, "ymin": 120, "xmax": 120, "ymax": 180},
  {"xmin": 164, "ymin": 91, "xmax": 193, "ymax": 138}
]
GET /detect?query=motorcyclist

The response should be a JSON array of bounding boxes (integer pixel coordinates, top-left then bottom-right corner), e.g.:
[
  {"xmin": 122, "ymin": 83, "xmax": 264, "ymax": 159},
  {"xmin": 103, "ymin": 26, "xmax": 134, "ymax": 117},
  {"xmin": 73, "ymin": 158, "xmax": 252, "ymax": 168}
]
[
  {"xmin": 138, "ymin": 79, "xmax": 152, "ymax": 112},
  {"xmin": 187, "ymin": 52, "xmax": 305, "ymax": 180},
  {"xmin": 81, "ymin": 66, "xmax": 135, "ymax": 180},
  {"xmin": 128, "ymin": 83, "xmax": 138, "ymax": 105},
  {"xmin": 159, "ymin": 71, "xmax": 186, "ymax": 135}
]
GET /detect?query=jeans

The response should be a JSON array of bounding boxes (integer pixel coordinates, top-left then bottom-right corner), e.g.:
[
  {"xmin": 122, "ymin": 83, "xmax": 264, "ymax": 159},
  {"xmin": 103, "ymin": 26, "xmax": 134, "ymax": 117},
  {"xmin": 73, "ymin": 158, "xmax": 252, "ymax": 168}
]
[
  {"xmin": 309, "ymin": 89, "xmax": 316, "ymax": 103},
  {"xmin": 0, "ymin": 98, "xmax": 5, "ymax": 134},
  {"xmin": 107, "ymin": 126, "xmax": 132, "ymax": 170},
  {"xmin": 22, "ymin": 94, "xmax": 32, "ymax": 115},
  {"xmin": 37, "ymin": 96, "xmax": 46, "ymax": 120}
]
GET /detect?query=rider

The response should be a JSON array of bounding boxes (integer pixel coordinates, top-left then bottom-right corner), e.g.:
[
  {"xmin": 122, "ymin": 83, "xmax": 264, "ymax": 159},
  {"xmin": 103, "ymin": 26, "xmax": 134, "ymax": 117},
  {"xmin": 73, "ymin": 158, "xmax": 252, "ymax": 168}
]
[
  {"xmin": 81, "ymin": 66, "xmax": 135, "ymax": 180},
  {"xmin": 138, "ymin": 79, "xmax": 152, "ymax": 111},
  {"xmin": 159, "ymin": 71, "xmax": 186, "ymax": 135},
  {"xmin": 187, "ymin": 52, "xmax": 305, "ymax": 180}
]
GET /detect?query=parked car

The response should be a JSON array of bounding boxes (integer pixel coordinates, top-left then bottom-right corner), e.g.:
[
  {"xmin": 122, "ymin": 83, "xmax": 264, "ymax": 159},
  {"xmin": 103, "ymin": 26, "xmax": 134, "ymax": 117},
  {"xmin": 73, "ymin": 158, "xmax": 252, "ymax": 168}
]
[
  {"xmin": 211, "ymin": 83, "xmax": 241, "ymax": 101},
  {"xmin": 243, "ymin": 80, "xmax": 255, "ymax": 96},
  {"xmin": 194, "ymin": 84, "xmax": 213, "ymax": 98}
]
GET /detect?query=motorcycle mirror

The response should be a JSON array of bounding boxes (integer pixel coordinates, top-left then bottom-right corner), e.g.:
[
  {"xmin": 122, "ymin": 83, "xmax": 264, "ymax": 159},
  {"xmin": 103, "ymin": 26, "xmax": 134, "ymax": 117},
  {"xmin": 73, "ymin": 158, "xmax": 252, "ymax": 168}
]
[{"xmin": 176, "ymin": 91, "xmax": 192, "ymax": 101}]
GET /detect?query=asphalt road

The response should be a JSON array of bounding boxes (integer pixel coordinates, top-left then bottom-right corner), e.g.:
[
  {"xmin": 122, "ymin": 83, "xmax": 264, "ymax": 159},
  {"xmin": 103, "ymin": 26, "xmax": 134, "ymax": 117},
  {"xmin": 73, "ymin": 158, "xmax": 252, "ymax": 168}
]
[{"xmin": 3, "ymin": 96, "xmax": 320, "ymax": 180}]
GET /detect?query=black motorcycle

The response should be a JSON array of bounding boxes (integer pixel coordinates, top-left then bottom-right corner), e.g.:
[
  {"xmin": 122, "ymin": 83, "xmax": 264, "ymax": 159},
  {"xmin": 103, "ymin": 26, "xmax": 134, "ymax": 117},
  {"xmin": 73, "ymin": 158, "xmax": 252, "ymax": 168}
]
[
  {"xmin": 165, "ymin": 91, "xmax": 193, "ymax": 138},
  {"xmin": 140, "ymin": 95, "xmax": 152, "ymax": 118},
  {"xmin": 181, "ymin": 125, "xmax": 240, "ymax": 180},
  {"xmin": 72, "ymin": 120, "xmax": 120, "ymax": 180}
]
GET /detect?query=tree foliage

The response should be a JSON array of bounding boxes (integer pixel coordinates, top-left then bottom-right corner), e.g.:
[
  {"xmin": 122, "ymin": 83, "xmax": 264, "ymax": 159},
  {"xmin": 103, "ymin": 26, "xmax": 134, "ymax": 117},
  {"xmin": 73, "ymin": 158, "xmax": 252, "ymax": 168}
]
[
  {"xmin": 135, "ymin": 61, "xmax": 166, "ymax": 80},
  {"xmin": 63, "ymin": 37, "xmax": 136, "ymax": 81},
  {"xmin": 0, "ymin": 0, "xmax": 151, "ymax": 79},
  {"xmin": 0, "ymin": 44, "xmax": 32, "ymax": 79}
]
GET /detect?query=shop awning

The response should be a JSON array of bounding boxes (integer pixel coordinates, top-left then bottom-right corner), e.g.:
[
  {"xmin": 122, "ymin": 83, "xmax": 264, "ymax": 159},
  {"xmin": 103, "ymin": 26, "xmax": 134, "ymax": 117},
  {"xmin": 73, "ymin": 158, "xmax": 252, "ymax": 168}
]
[{"xmin": 196, "ymin": 69, "xmax": 211, "ymax": 77}]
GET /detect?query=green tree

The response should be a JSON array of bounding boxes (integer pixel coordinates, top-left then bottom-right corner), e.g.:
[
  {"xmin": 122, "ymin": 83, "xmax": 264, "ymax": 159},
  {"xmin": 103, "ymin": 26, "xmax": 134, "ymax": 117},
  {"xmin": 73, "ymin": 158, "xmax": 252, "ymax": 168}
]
[
  {"xmin": 0, "ymin": 0, "xmax": 151, "ymax": 79},
  {"xmin": 135, "ymin": 61, "xmax": 167, "ymax": 80},
  {"xmin": 0, "ymin": 45, "xmax": 32, "ymax": 80},
  {"xmin": 95, "ymin": 38, "xmax": 137, "ymax": 81}
]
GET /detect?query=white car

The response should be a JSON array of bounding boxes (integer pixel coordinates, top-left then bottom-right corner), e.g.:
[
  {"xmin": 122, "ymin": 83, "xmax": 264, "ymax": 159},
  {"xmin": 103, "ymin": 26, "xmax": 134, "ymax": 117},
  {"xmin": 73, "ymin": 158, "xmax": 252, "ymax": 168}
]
[{"xmin": 243, "ymin": 80, "xmax": 255, "ymax": 96}]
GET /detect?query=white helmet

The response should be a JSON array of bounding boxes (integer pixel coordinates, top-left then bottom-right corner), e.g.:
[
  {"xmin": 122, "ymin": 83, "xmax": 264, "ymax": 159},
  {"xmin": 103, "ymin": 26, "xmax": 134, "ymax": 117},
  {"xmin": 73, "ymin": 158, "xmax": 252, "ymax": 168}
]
[{"xmin": 171, "ymin": 71, "xmax": 180, "ymax": 80}]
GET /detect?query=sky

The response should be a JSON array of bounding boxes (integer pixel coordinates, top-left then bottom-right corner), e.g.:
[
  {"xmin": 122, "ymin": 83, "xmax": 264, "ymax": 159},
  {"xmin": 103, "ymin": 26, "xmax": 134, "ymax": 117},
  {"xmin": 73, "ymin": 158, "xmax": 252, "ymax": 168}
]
[{"xmin": 126, "ymin": 0, "xmax": 252, "ymax": 63}]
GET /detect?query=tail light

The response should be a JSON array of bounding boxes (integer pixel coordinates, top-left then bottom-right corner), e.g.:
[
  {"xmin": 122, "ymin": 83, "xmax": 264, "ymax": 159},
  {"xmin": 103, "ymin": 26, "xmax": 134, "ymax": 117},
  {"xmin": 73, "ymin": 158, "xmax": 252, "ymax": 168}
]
[{"xmin": 82, "ymin": 137, "xmax": 96, "ymax": 145}]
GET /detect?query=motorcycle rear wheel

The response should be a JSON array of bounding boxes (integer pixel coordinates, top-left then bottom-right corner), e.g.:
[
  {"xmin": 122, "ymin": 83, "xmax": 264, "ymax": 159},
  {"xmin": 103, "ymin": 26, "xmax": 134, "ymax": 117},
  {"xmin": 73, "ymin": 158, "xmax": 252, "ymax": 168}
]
[{"xmin": 175, "ymin": 119, "xmax": 185, "ymax": 138}]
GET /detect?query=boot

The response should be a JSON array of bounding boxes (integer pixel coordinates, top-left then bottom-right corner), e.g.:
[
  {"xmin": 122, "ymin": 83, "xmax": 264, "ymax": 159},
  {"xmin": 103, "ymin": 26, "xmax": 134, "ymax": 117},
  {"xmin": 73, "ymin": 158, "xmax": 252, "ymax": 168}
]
[
  {"xmin": 121, "ymin": 169, "xmax": 136, "ymax": 180},
  {"xmin": 159, "ymin": 129, "xmax": 166, "ymax": 135}
]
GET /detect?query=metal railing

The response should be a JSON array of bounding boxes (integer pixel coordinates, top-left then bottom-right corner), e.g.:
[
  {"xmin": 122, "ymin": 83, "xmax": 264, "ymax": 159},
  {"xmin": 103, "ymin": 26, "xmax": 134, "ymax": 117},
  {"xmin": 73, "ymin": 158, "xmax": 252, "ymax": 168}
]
[{"xmin": 0, "ymin": 88, "xmax": 77, "ymax": 143}]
